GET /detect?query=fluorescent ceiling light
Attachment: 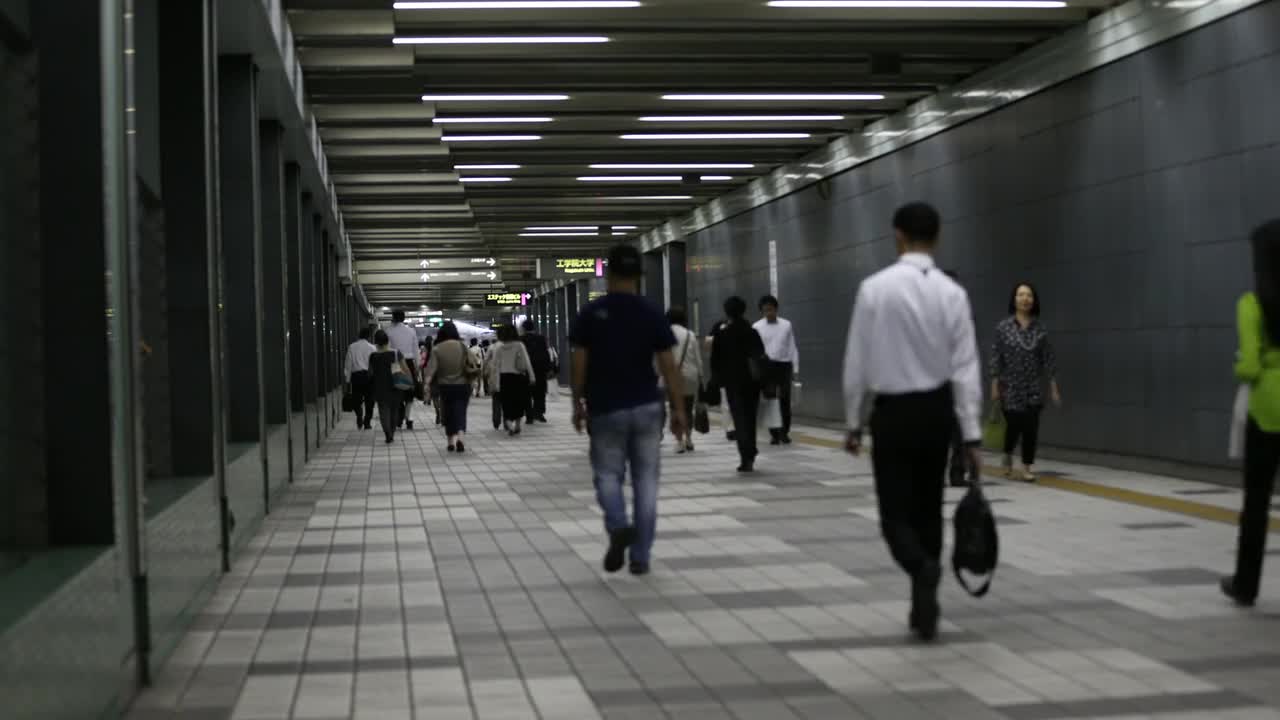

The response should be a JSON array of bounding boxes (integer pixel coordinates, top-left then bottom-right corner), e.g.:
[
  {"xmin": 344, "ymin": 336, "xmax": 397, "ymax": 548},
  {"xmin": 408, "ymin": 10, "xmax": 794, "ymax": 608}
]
[
  {"xmin": 441, "ymin": 135, "xmax": 542, "ymax": 142},
  {"xmin": 590, "ymin": 163, "xmax": 753, "ymax": 169},
  {"xmin": 621, "ymin": 132, "xmax": 811, "ymax": 140},
  {"xmin": 520, "ymin": 232, "xmax": 601, "ymax": 237},
  {"xmin": 458, "ymin": 176, "xmax": 513, "ymax": 182},
  {"xmin": 578, "ymin": 176, "xmax": 683, "ymax": 182},
  {"xmin": 663, "ymin": 93, "xmax": 884, "ymax": 101},
  {"xmin": 612, "ymin": 232, "xmax": 630, "ymax": 236},
  {"xmin": 395, "ymin": 1, "xmax": 640, "ymax": 7},
  {"xmin": 433, "ymin": 117, "xmax": 552, "ymax": 123},
  {"xmin": 768, "ymin": 0, "xmax": 1065, "ymax": 6},
  {"xmin": 394, "ymin": 36, "xmax": 610, "ymax": 45},
  {"xmin": 604, "ymin": 195, "xmax": 693, "ymax": 200},
  {"xmin": 422, "ymin": 94, "xmax": 570, "ymax": 101},
  {"xmin": 524, "ymin": 225, "xmax": 599, "ymax": 230},
  {"xmin": 613, "ymin": 225, "xmax": 638, "ymax": 229},
  {"xmin": 640, "ymin": 115, "xmax": 845, "ymax": 122},
  {"xmin": 700, "ymin": 175, "xmax": 733, "ymax": 181},
  {"xmin": 455, "ymin": 164, "xmax": 522, "ymax": 170}
]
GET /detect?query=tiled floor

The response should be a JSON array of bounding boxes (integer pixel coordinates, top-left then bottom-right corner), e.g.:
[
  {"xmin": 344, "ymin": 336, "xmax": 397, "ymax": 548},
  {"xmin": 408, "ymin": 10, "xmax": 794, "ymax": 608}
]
[{"xmin": 128, "ymin": 397, "xmax": 1280, "ymax": 720}]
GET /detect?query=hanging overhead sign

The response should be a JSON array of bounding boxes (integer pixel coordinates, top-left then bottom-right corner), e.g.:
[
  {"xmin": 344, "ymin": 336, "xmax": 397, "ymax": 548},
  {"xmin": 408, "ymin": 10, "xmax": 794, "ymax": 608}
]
[
  {"xmin": 357, "ymin": 257, "xmax": 497, "ymax": 274},
  {"xmin": 357, "ymin": 270, "xmax": 502, "ymax": 284},
  {"xmin": 485, "ymin": 291, "xmax": 532, "ymax": 307},
  {"xmin": 536, "ymin": 257, "xmax": 605, "ymax": 280}
]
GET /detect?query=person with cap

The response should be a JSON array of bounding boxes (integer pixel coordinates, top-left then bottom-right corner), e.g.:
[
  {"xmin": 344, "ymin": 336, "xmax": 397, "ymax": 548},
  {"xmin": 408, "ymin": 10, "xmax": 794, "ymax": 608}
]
[
  {"xmin": 842, "ymin": 202, "xmax": 983, "ymax": 642},
  {"xmin": 570, "ymin": 244, "xmax": 687, "ymax": 576}
]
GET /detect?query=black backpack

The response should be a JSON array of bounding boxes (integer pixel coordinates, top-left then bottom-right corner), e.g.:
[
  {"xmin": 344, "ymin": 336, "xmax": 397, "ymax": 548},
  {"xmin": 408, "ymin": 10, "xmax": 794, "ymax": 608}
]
[{"xmin": 952, "ymin": 483, "xmax": 999, "ymax": 597}]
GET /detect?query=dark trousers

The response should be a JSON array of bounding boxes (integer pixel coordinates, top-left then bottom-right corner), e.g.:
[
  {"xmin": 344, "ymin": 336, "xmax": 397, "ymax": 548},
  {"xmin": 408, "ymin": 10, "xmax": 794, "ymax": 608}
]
[
  {"xmin": 870, "ymin": 386, "xmax": 952, "ymax": 578},
  {"xmin": 439, "ymin": 384, "xmax": 471, "ymax": 437},
  {"xmin": 949, "ymin": 421, "xmax": 976, "ymax": 483},
  {"xmin": 376, "ymin": 393, "xmax": 399, "ymax": 441},
  {"xmin": 1003, "ymin": 406, "xmax": 1042, "ymax": 465},
  {"xmin": 350, "ymin": 371, "xmax": 374, "ymax": 428},
  {"xmin": 1234, "ymin": 418, "xmax": 1280, "ymax": 600},
  {"xmin": 492, "ymin": 391, "xmax": 503, "ymax": 429},
  {"xmin": 528, "ymin": 375, "xmax": 548, "ymax": 421},
  {"xmin": 398, "ymin": 359, "xmax": 417, "ymax": 427},
  {"xmin": 725, "ymin": 382, "xmax": 760, "ymax": 464},
  {"xmin": 767, "ymin": 361, "xmax": 793, "ymax": 438}
]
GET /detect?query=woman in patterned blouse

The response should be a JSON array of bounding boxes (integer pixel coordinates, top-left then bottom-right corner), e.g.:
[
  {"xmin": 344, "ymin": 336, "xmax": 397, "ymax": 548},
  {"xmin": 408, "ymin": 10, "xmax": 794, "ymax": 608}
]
[{"xmin": 991, "ymin": 283, "xmax": 1061, "ymax": 482}]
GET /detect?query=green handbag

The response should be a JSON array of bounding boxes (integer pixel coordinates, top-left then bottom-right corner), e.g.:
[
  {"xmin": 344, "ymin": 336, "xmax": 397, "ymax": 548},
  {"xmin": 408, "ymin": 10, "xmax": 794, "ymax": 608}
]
[{"xmin": 982, "ymin": 406, "xmax": 1006, "ymax": 451}]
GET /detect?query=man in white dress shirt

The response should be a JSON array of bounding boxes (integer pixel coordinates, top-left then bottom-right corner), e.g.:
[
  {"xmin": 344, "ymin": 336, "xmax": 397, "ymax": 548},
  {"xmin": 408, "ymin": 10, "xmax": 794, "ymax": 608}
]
[
  {"xmin": 842, "ymin": 202, "xmax": 983, "ymax": 642},
  {"xmin": 385, "ymin": 310, "xmax": 420, "ymax": 430},
  {"xmin": 344, "ymin": 326, "xmax": 377, "ymax": 429},
  {"xmin": 753, "ymin": 296, "xmax": 799, "ymax": 445}
]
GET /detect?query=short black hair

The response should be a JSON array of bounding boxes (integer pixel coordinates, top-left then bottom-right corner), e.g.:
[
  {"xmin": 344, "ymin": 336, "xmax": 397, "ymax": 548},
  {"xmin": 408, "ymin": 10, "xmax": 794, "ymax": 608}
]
[
  {"xmin": 893, "ymin": 202, "xmax": 941, "ymax": 245},
  {"xmin": 497, "ymin": 324, "xmax": 519, "ymax": 342},
  {"xmin": 392, "ymin": 309, "xmax": 406, "ymax": 322},
  {"xmin": 374, "ymin": 329, "xmax": 389, "ymax": 346},
  {"xmin": 607, "ymin": 244, "xmax": 643, "ymax": 279},
  {"xmin": 438, "ymin": 321, "xmax": 461, "ymax": 342},
  {"xmin": 521, "ymin": 319, "xmax": 536, "ymax": 332},
  {"xmin": 1007, "ymin": 282, "xmax": 1041, "ymax": 316},
  {"xmin": 666, "ymin": 306, "xmax": 687, "ymax": 326},
  {"xmin": 470, "ymin": 337, "xmax": 478, "ymax": 346},
  {"xmin": 759, "ymin": 295, "xmax": 779, "ymax": 311},
  {"xmin": 724, "ymin": 296, "xmax": 747, "ymax": 319},
  {"xmin": 358, "ymin": 326, "xmax": 373, "ymax": 341}
]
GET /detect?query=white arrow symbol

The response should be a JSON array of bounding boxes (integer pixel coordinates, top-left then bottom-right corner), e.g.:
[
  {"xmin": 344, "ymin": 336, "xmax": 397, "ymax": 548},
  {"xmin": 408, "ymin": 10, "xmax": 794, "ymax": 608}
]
[
  {"xmin": 487, "ymin": 257, "xmax": 496, "ymax": 267},
  {"xmin": 487, "ymin": 271, "xmax": 497, "ymax": 281},
  {"xmin": 420, "ymin": 273, "xmax": 430, "ymax": 281},
  {"xmin": 419, "ymin": 259, "xmax": 429, "ymax": 268}
]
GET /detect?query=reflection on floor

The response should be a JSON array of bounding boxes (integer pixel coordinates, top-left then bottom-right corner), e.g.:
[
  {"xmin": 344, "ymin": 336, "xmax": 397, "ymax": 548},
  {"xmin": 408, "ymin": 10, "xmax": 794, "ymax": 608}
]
[{"xmin": 127, "ymin": 398, "xmax": 1280, "ymax": 720}]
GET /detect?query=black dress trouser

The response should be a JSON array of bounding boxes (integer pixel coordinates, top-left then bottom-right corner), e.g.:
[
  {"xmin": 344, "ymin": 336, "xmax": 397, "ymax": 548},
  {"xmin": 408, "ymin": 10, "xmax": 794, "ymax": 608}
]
[
  {"xmin": 528, "ymin": 375, "xmax": 548, "ymax": 421},
  {"xmin": 870, "ymin": 385, "xmax": 952, "ymax": 578},
  {"xmin": 350, "ymin": 371, "xmax": 374, "ymax": 427},
  {"xmin": 1234, "ymin": 418, "xmax": 1280, "ymax": 600},
  {"xmin": 1002, "ymin": 406, "xmax": 1042, "ymax": 465},
  {"xmin": 767, "ymin": 361, "xmax": 793, "ymax": 438},
  {"xmin": 725, "ymin": 382, "xmax": 760, "ymax": 464}
]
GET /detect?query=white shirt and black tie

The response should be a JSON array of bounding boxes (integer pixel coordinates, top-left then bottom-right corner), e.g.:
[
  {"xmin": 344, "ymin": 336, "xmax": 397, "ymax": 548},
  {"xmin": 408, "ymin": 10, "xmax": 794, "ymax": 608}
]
[{"xmin": 840, "ymin": 250, "xmax": 983, "ymax": 632}]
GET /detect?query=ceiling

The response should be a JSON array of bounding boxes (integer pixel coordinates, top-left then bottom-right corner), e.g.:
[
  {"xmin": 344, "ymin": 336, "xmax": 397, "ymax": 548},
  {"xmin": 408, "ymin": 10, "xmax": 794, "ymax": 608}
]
[{"xmin": 285, "ymin": 0, "xmax": 1105, "ymax": 307}]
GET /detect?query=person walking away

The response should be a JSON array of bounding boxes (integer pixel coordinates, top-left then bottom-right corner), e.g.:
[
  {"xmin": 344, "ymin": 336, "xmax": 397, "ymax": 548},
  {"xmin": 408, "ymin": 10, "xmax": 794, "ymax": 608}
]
[
  {"xmin": 369, "ymin": 330, "xmax": 412, "ymax": 444},
  {"xmin": 708, "ymin": 318, "xmax": 737, "ymax": 443},
  {"xmin": 842, "ymin": 202, "xmax": 983, "ymax": 642},
  {"xmin": 571, "ymin": 244, "xmax": 687, "ymax": 576},
  {"xmin": 424, "ymin": 322, "xmax": 476, "ymax": 452},
  {"xmin": 991, "ymin": 283, "xmax": 1061, "ymax": 482},
  {"xmin": 385, "ymin": 310, "xmax": 420, "ymax": 430},
  {"xmin": 493, "ymin": 325, "xmax": 536, "ymax": 436},
  {"xmin": 667, "ymin": 307, "xmax": 704, "ymax": 454},
  {"xmin": 345, "ymin": 326, "xmax": 377, "ymax": 429},
  {"xmin": 754, "ymin": 295, "xmax": 799, "ymax": 445},
  {"xmin": 1222, "ymin": 219, "xmax": 1280, "ymax": 608},
  {"xmin": 944, "ymin": 270, "xmax": 979, "ymax": 487},
  {"xmin": 480, "ymin": 340, "xmax": 493, "ymax": 396},
  {"xmin": 521, "ymin": 320, "xmax": 553, "ymax": 423},
  {"xmin": 469, "ymin": 338, "xmax": 484, "ymax": 397},
  {"xmin": 711, "ymin": 297, "xmax": 766, "ymax": 472},
  {"xmin": 484, "ymin": 336, "xmax": 504, "ymax": 429}
]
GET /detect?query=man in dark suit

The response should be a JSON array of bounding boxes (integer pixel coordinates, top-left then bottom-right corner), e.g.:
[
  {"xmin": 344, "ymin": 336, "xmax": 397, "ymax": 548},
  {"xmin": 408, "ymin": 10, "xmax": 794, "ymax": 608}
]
[{"xmin": 521, "ymin": 319, "xmax": 552, "ymax": 423}]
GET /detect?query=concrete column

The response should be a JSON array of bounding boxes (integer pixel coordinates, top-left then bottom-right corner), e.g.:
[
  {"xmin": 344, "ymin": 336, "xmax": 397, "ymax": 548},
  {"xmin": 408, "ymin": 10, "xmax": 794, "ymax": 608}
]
[
  {"xmin": 216, "ymin": 55, "xmax": 264, "ymax": 445},
  {"xmin": 643, "ymin": 250, "xmax": 665, "ymax": 309},
  {"xmin": 157, "ymin": 0, "xmax": 220, "ymax": 479},
  {"xmin": 258, "ymin": 121, "xmax": 289, "ymax": 431},
  {"xmin": 310, "ymin": 213, "xmax": 325, "ymax": 445},
  {"xmin": 35, "ymin": 0, "xmax": 114, "ymax": 545},
  {"xmin": 284, "ymin": 165, "xmax": 306, "ymax": 419},
  {"xmin": 666, "ymin": 242, "xmax": 687, "ymax": 312}
]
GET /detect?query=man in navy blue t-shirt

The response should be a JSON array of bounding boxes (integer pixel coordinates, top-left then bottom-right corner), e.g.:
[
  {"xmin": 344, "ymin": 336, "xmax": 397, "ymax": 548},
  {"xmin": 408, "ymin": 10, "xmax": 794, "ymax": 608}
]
[{"xmin": 570, "ymin": 244, "xmax": 686, "ymax": 576}]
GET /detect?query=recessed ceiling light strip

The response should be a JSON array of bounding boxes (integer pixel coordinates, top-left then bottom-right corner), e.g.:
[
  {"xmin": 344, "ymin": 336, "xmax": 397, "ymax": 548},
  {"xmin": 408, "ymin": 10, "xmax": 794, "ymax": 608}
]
[
  {"xmin": 662, "ymin": 93, "xmax": 883, "ymax": 101},
  {"xmin": 457, "ymin": 177, "xmax": 513, "ymax": 182},
  {"xmin": 639, "ymin": 115, "xmax": 844, "ymax": 122},
  {"xmin": 441, "ymin": 135, "xmax": 542, "ymax": 141},
  {"xmin": 422, "ymin": 94, "xmax": 570, "ymax": 101},
  {"xmin": 590, "ymin": 163, "xmax": 753, "ymax": 169},
  {"xmin": 621, "ymin": 132, "xmax": 811, "ymax": 140},
  {"xmin": 394, "ymin": 36, "xmax": 610, "ymax": 44},
  {"xmin": 577, "ymin": 176, "xmax": 683, "ymax": 182},
  {"xmin": 433, "ymin": 117, "xmax": 553, "ymax": 123},
  {"xmin": 455, "ymin": 164, "xmax": 522, "ymax": 169},
  {"xmin": 395, "ymin": 0, "xmax": 640, "ymax": 7},
  {"xmin": 768, "ymin": 0, "xmax": 1065, "ymax": 7}
]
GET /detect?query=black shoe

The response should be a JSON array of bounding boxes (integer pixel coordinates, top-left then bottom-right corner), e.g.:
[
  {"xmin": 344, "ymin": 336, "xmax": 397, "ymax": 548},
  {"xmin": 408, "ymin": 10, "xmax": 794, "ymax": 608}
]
[
  {"xmin": 385, "ymin": 435, "xmax": 394, "ymax": 444},
  {"xmin": 781, "ymin": 435, "xmax": 792, "ymax": 445},
  {"xmin": 406, "ymin": 421, "xmax": 414, "ymax": 430},
  {"xmin": 604, "ymin": 528, "xmax": 635, "ymax": 573},
  {"xmin": 949, "ymin": 474, "xmax": 969, "ymax": 488},
  {"xmin": 911, "ymin": 561, "xmax": 942, "ymax": 641},
  {"xmin": 726, "ymin": 431, "xmax": 736, "ymax": 442},
  {"xmin": 1220, "ymin": 576, "xmax": 1256, "ymax": 607},
  {"xmin": 456, "ymin": 441, "xmax": 465, "ymax": 453},
  {"xmin": 629, "ymin": 561, "xmax": 650, "ymax": 576},
  {"xmin": 737, "ymin": 463, "xmax": 754, "ymax": 473},
  {"xmin": 770, "ymin": 437, "xmax": 782, "ymax": 446},
  {"xmin": 447, "ymin": 444, "xmax": 456, "ymax": 452}
]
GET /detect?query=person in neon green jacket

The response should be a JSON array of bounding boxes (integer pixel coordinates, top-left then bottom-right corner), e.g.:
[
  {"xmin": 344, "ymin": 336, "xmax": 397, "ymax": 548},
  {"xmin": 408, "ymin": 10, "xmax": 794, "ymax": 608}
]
[{"xmin": 1222, "ymin": 219, "xmax": 1280, "ymax": 608}]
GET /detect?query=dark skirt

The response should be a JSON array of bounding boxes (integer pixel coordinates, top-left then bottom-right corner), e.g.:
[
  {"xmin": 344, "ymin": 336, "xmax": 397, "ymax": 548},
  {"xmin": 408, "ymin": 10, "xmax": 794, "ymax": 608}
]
[{"xmin": 500, "ymin": 374, "xmax": 530, "ymax": 420}]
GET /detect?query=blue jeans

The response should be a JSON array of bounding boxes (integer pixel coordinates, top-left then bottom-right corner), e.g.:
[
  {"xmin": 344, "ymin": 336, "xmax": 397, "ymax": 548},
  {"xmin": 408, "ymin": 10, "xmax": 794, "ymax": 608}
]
[{"xmin": 589, "ymin": 401, "xmax": 664, "ymax": 564}]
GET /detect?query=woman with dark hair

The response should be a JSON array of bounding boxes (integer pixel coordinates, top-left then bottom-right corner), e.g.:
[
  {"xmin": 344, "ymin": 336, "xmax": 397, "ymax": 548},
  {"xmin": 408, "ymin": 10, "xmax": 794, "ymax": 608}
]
[
  {"xmin": 424, "ymin": 321, "xmax": 478, "ymax": 452},
  {"xmin": 491, "ymin": 324, "xmax": 536, "ymax": 436},
  {"xmin": 667, "ymin": 306, "xmax": 704, "ymax": 454},
  {"xmin": 991, "ymin": 282, "xmax": 1061, "ymax": 482},
  {"xmin": 710, "ymin": 296, "xmax": 766, "ymax": 472},
  {"xmin": 1222, "ymin": 220, "xmax": 1280, "ymax": 607},
  {"xmin": 369, "ymin": 329, "xmax": 412, "ymax": 444}
]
